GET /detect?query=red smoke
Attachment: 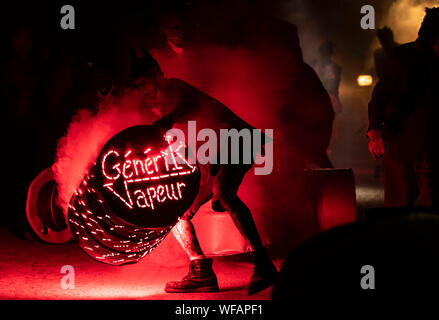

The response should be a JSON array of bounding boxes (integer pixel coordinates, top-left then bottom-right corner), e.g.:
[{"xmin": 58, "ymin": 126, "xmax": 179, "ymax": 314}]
[{"xmin": 53, "ymin": 88, "xmax": 146, "ymax": 215}]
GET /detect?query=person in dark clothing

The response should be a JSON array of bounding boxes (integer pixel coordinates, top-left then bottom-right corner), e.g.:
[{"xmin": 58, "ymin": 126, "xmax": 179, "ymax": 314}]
[
  {"xmin": 130, "ymin": 47, "xmax": 277, "ymax": 295},
  {"xmin": 372, "ymin": 27, "xmax": 398, "ymax": 179},
  {"xmin": 312, "ymin": 40, "xmax": 342, "ymax": 114},
  {"xmin": 368, "ymin": 7, "xmax": 439, "ymax": 207}
]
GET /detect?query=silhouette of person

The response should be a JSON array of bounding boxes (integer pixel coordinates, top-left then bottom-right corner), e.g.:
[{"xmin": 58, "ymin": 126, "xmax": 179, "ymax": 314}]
[
  {"xmin": 312, "ymin": 40, "xmax": 342, "ymax": 114},
  {"xmin": 368, "ymin": 7, "xmax": 439, "ymax": 207},
  {"xmin": 372, "ymin": 27, "xmax": 399, "ymax": 179},
  {"xmin": 129, "ymin": 47, "xmax": 277, "ymax": 295}
]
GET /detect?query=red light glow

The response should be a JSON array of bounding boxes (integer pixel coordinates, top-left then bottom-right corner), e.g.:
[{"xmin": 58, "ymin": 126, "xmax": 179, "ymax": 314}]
[{"xmin": 68, "ymin": 125, "xmax": 200, "ymax": 265}]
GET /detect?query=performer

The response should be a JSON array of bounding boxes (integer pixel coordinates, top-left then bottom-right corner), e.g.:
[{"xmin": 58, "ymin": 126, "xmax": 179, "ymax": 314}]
[
  {"xmin": 367, "ymin": 7, "xmax": 439, "ymax": 206},
  {"xmin": 312, "ymin": 40, "xmax": 342, "ymax": 114},
  {"xmin": 129, "ymin": 46, "xmax": 277, "ymax": 295}
]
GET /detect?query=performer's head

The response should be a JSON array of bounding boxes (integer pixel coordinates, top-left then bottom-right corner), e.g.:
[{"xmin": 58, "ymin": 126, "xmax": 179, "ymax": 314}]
[
  {"xmin": 160, "ymin": 11, "xmax": 184, "ymax": 49},
  {"xmin": 129, "ymin": 46, "xmax": 164, "ymax": 106},
  {"xmin": 418, "ymin": 7, "xmax": 439, "ymax": 58}
]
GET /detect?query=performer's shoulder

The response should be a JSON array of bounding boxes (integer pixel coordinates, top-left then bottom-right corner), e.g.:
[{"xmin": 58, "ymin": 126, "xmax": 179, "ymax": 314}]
[
  {"xmin": 382, "ymin": 41, "xmax": 417, "ymax": 73},
  {"xmin": 391, "ymin": 41, "xmax": 417, "ymax": 59}
]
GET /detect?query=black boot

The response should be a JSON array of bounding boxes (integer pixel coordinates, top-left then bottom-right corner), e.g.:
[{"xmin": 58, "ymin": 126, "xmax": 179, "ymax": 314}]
[
  {"xmin": 247, "ymin": 250, "xmax": 278, "ymax": 295},
  {"xmin": 165, "ymin": 258, "xmax": 219, "ymax": 293}
]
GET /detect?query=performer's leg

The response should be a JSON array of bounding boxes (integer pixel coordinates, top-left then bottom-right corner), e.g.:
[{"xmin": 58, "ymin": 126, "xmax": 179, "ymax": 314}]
[
  {"xmin": 171, "ymin": 173, "xmax": 213, "ymax": 260},
  {"xmin": 415, "ymin": 152, "xmax": 433, "ymax": 207},
  {"xmin": 384, "ymin": 155, "xmax": 418, "ymax": 207},
  {"xmin": 213, "ymin": 165, "xmax": 277, "ymax": 295},
  {"xmin": 429, "ymin": 157, "xmax": 439, "ymax": 208},
  {"xmin": 213, "ymin": 164, "xmax": 265, "ymax": 251},
  {"xmin": 221, "ymin": 196, "xmax": 264, "ymax": 252},
  {"xmin": 218, "ymin": 195, "xmax": 277, "ymax": 295},
  {"xmin": 165, "ymin": 215, "xmax": 219, "ymax": 293},
  {"xmin": 172, "ymin": 219, "xmax": 205, "ymax": 261},
  {"xmin": 165, "ymin": 177, "xmax": 219, "ymax": 293}
]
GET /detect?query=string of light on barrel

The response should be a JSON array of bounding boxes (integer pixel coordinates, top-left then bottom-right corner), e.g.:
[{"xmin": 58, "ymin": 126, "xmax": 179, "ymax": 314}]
[{"xmin": 68, "ymin": 133, "xmax": 198, "ymax": 265}]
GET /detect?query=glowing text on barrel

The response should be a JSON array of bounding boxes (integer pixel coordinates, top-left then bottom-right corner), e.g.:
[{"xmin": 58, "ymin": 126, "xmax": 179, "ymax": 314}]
[{"xmin": 101, "ymin": 138, "xmax": 196, "ymax": 210}]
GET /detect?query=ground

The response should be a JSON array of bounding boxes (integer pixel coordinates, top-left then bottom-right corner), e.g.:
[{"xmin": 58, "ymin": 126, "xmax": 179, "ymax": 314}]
[{"xmin": 0, "ymin": 226, "xmax": 284, "ymax": 299}]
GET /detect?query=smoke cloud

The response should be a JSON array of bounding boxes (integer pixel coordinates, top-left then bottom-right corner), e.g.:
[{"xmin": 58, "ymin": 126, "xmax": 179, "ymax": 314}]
[
  {"xmin": 385, "ymin": 0, "xmax": 438, "ymax": 43},
  {"xmin": 53, "ymin": 89, "xmax": 145, "ymax": 215}
]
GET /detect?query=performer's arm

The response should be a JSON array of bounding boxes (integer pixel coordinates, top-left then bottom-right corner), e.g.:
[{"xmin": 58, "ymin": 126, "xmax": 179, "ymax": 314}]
[
  {"xmin": 367, "ymin": 51, "xmax": 403, "ymax": 160},
  {"xmin": 368, "ymin": 53, "xmax": 403, "ymax": 132}
]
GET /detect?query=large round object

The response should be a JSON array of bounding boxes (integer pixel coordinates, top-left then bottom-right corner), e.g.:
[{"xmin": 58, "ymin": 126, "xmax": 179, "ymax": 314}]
[
  {"xmin": 26, "ymin": 167, "xmax": 73, "ymax": 244},
  {"xmin": 272, "ymin": 212, "xmax": 439, "ymax": 302},
  {"xmin": 68, "ymin": 125, "xmax": 200, "ymax": 265}
]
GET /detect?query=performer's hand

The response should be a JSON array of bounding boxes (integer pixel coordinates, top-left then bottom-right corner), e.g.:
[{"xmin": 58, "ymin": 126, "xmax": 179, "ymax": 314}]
[{"xmin": 367, "ymin": 129, "xmax": 385, "ymax": 161}]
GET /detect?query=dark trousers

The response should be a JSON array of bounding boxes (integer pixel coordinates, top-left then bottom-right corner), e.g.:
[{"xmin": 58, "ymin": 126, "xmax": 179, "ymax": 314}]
[{"xmin": 384, "ymin": 151, "xmax": 436, "ymax": 207}]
